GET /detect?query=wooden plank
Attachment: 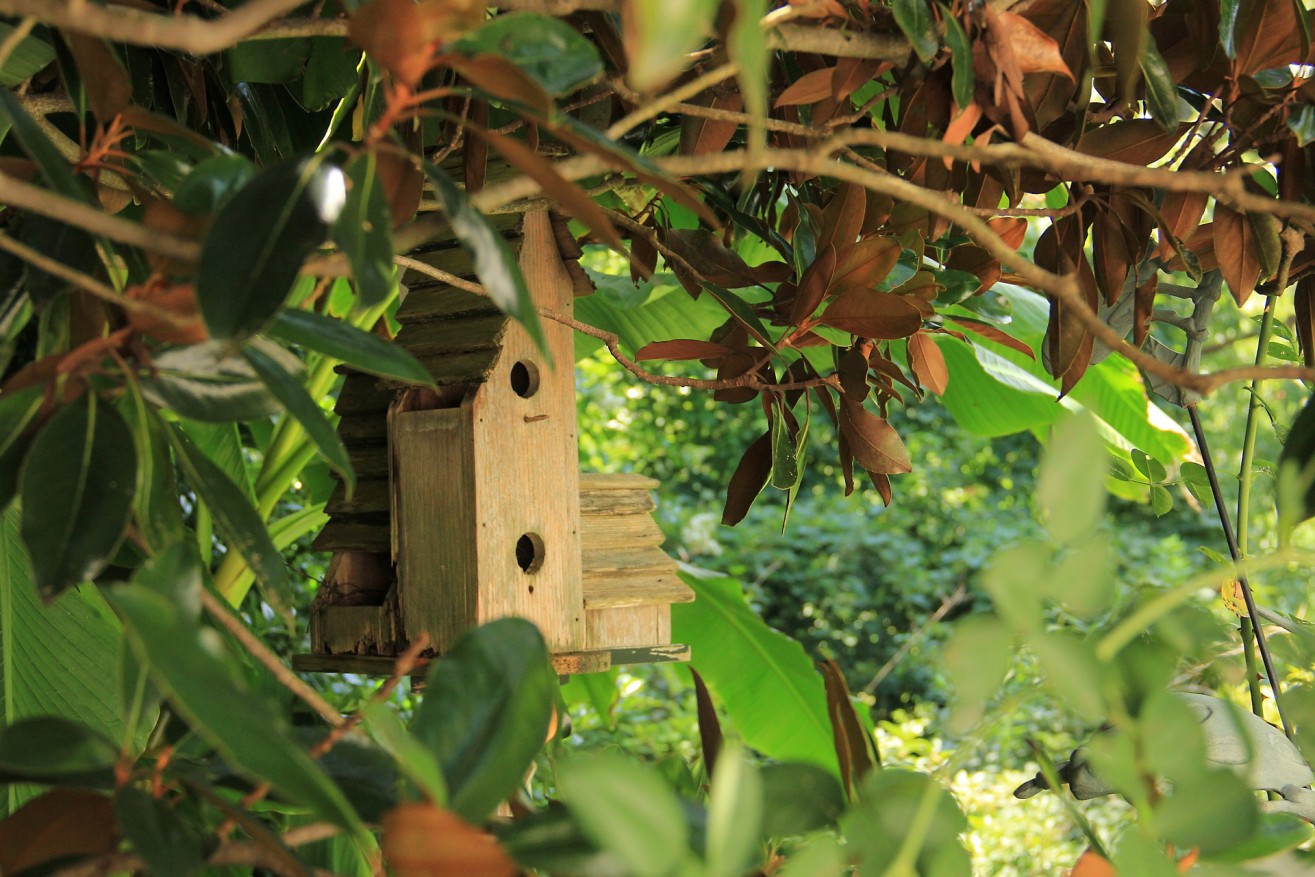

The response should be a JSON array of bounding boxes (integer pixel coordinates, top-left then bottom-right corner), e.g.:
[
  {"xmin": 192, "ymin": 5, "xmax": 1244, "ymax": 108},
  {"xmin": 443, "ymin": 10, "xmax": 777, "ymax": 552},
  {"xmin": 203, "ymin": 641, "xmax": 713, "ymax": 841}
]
[
  {"xmin": 325, "ymin": 479, "xmax": 390, "ymax": 516},
  {"xmin": 392, "ymin": 404, "xmax": 480, "ymax": 652},
  {"xmin": 580, "ymin": 473, "xmax": 660, "ymax": 491},
  {"xmin": 583, "ymin": 574, "xmax": 694, "ymax": 609},
  {"xmin": 397, "ymin": 287, "xmax": 501, "ymax": 323},
  {"xmin": 293, "ymin": 648, "xmax": 616, "ymax": 677},
  {"xmin": 396, "ymin": 314, "xmax": 508, "ymax": 357},
  {"xmin": 582, "ymin": 546, "xmax": 677, "ymax": 574},
  {"xmin": 579, "ymin": 490, "xmax": 656, "ymax": 516},
  {"xmin": 580, "ymin": 514, "xmax": 664, "ymax": 551},
  {"xmin": 311, "ymin": 519, "xmax": 391, "ymax": 552},
  {"xmin": 334, "ymin": 374, "xmax": 391, "ymax": 416},
  {"xmin": 338, "ymin": 414, "xmax": 388, "ymax": 446},
  {"xmin": 311, "ymin": 605, "xmax": 396, "ymax": 655},
  {"xmin": 608, "ymin": 644, "xmax": 689, "ymax": 666},
  {"xmin": 467, "ymin": 210, "xmax": 585, "ymax": 653},
  {"xmin": 382, "ymin": 348, "xmax": 502, "ymax": 389},
  {"xmin": 586, "ymin": 606, "xmax": 660, "ymax": 650},
  {"xmin": 344, "ymin": 449, "xmax": 389, "ymax": 479}
]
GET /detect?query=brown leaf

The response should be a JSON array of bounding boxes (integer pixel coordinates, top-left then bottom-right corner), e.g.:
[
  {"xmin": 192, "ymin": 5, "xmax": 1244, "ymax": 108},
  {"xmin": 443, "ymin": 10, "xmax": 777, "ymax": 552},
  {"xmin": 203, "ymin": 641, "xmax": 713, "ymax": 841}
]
[
  {"xmin": 832, "ymin": 236, "xmax": 901, "ymax": 289},
  {"xmin": 946, "ymin": 315, "xmax": 1036, "ymax": 358},
  {"xmin": 907, "ymin": 333, "xmax": 949, "ymax": 394},
  {"xmin": 64, "ymin": 35, "xmax": 132, "ymax": 123},
  {"xmin": 996, "ymin": 11, "xmax": 1074, "ymax": 78},
  {"xmin": 0, "ymin": 789, "xmax": 117, "ymax": 875},
  {"xmin": 1133, "ymin": 271, "xmax": 1156, "ymax": 346},
  {"xmin": 946, "ymin": 245, "xmax": 1001, "ymax": 294},
  {"xmin": 1153, "ymin": 190, "xmax": 1208, "ymax": 261},
  {"xmin": 680, "ymin": 87, "xmax": 742, "ymax": 156},
  {"xmin": 129, "ymin": 283, "xmax": 208, "ymax": 345},
  {"xmin": 722, "ymin": 431, "xmax": 772, "ymax": 524},
  {"xmin": 1020, "ymin": 0, "xmax": 1086, "ymax": 128},
  {"xmin": 713, "ymin": 351, "xmax": 760, "ymax": 404},
  {"xmin": 660, "ymin": 229, "xmax": 758, "ymax": 288},
  {"xmin": 463, "ymin": 101, "xmax": 488, "ymax": 194},
  {"xmin": 819, "ymin": 658, "xmax": 878, "ymax": 801},
  {"xmin": 839, "ymin": 400, "xmax": 912, "ymax": 474},
  {"xmin": 1213, "ymin": 205, "xmax": 1261, "ymax": 306},
  {"xmin": 774, "ymin": 66, "xmax": 839, "ymax": 107},
  {"xmin": 383, "ymin": 803, "xmax": 517, "ymax": 877},
  {"xmin": 1092, "ymin": 208, "xmax": 1135, "ymax": 305},
  {"xmin": 820, "ymin": 289, "xmax": 924, "ymax": 339},
  {"xmin": 635, "ymin": 339, "xmax": 738, "ymax": 361},
  {"xmin": 1076, "ymin": 119, "xmax": 1179, "ymax": 165},
  {"xmin": 374, "ymin": 148, "xmax": 424, "ymax": 228},
  {"xmin": 690, "ymin": 668, "xmax": 723, "ymax": 778},
  {"xmin": 446, "ymin": 53, "xmax": 552, "ymax": 114},
  {"xmin": 351, "ymin": 0, "xmax": 481, "ymax": 87},
  {"xmin": 792, "ymin": 244, "xmax": 838, "ymax": 325},
  {"xmin": 1234, "ymin": 0, "xmax": 1308, "ymax": 77},
  {"xmin": 832, "ymin": 58, "xmax": 887, "ymax": 102},
  {"xmin": 1296, "ymin": 276, "xmax": 1315, "ymax": 368},
  {"xmin": 818, "ymin": 184, "xmax": 866, "ymax": 260},
  {"xmin": 481, "ymin": 129, "xmax": 624, "ymax": 253},
  {"xmin": 988, "ymin": 217, "xmax": 1028, "ymax": 250}
]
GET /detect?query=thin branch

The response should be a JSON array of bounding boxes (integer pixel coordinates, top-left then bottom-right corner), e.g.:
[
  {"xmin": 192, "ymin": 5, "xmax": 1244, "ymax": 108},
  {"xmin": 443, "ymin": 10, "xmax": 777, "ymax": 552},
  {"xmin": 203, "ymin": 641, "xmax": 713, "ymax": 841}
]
[
  {"xmin": 394, "ymin": 255, "xmax": 484, "ymax": 295},
  {"xmin": 199, "ymin": 589, "xmax": 345, "ymax": 729},
  {"xmin": 0, "ymin": 172, "xmax": 199, "ymax": 262},
  {"xmin": 607, "ymin": 63, "xmax": 740, "ymax": 139},
  {"xmin": 0, "ymin": 0, "xmax": 315, "ymax": 55},
  {"xmin": 307, "ymin": 635, "xmax": 430, "ymax": 759}
]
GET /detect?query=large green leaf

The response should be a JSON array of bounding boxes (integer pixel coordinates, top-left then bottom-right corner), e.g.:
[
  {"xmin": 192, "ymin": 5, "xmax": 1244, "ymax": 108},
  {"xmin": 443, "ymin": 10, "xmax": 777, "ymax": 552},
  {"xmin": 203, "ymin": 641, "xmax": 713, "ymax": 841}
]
[
  {"xmin": 456, "ymin": 13, "xmax": 602, "ymax": 96},
  {"xmin": 197, "ymin": 158, "xmax": 346, "ymax": 341},
  {"xmin": 0, "ymin": 385, "xmax": 45, "ymax": 510},
  {"xmin": 139, "ymin": 340, "xmax": 288, "ymax": 423},
  {"xmin": 420, "ymin": 161, "xmax": 545, "ymax": 356},
  {"xmin": 165, "ymin": 423, "xmax": 291, "ymax": 612},
  {"xmin": 118, "ymin": 387, "xmax": 185, "ymax": 555},
  {"xmin": 268, "ymin": 309, "xmax": 434, "ymax": 386},
  {"xmin": 0, "ymin": 716, "xmax": 117, "ymax": 786},
  {"xmin": 0, "ymin": 24, "xmax": 54, "ymax": 87},
  {"xmin": 410, "ymin": 618, "xmax": 556, "ymax": 823},
  {"xmin": 574, "ymin": 281, "xmax": 727, "ymax": 359},
  {"xmin": 19, "ymin": 395, "xmax": 136, "ymax": 597},
  {"xmin": 105, "ymin": 583, "xmax": 365, "ymax": 836},
  {"xmin": 0, "ymin": 506, "xmax": 123, "ymax": 815},
  {"xmin": 333, "ymin": 152, "xmax": 395, "ymax": 308},
  {"xmin": 226, "ymin": 38, "xmax": 310, "ymax": 84},
  {"xmin": 244, "ymin": 343, "xmax": 354, "ymax": 493},
  {"xmin": 673, "ymin": 570, "xmax": 839, "ymax": 776}
]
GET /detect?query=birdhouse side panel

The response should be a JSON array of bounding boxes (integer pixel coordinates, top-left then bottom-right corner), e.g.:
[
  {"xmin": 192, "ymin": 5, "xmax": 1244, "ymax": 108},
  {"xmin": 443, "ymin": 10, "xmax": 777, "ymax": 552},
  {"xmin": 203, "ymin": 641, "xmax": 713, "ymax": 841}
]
[{"xmin": 392, "ymin": 404, "xmax": 482, "ymax": 653}]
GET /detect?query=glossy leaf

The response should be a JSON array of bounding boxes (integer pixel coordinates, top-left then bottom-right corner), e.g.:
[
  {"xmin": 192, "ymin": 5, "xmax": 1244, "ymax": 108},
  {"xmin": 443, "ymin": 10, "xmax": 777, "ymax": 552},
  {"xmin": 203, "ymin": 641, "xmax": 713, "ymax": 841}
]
[
  {"xmin": 410, "ymin": 618, "xmax": 556, "ymax": 823},
  {"xmin": 892, "ymin": 0, "xmax": 939, "ymax": 62},
  {"xmin": 334, "ymin": 152, "xmax": 395, "ymax": 308},
  {"xmin": 722, "ymin": 431, "xmax": 772, "ymax": 525},
  {"xmin": 105, "ymin": 584, "xmax": 365, "ymax": 834},
  {"xmin": 556, "ymin": 753, "xmax": 690, "ymax": 877},
  {"xmin": 820, "ymin": 289, "xmax": 923, "ymax": 339},
  {"xmin": 197, "ymin": 158, "xmax": 346, "ymax": 341},
  {"xmin": 19, "ymin": 395, "xmax": 135, "ymax": 597},
  {"xmin": 227, "ymin": 38, "xmax": 310, "ymax": 84},
  {"xmin": 1140, "ymin": 38, "xmax": 1179, "ymax": 132},
  {"xmin": 115, "ymin": 786, "xmax": 208, "ymax": 877},
  {"xmin": 268, "ymin": 308, "xmax": 433, "ymax": 386},
  {"xmin": 457, "ymin": 13, "xmax": 601, "ymax": 96},
  {"xmin": 1214, "ymin": 205, "xmax": 1262, "ymax": 306},
  {"xmin": 941, "ymin": 7, "xmax": 975, "ymax": 109},
  {"xmin": 360, "ymin": 701, "xmax": 447, "ymax": 805},
  {"xmin": 421, "ymin": 161, "xmax": 546, "ymax": 357},
  {"xmin": 165, "ymin": 423, "xmax": 291, "ymax": 611},
  {"xmin": 139, "ymin": 340, "xmax": 287, "ymax": 423},
  {"xmin": 244, "ymin": 343, "xmax": 354, "ymax": 493},
  {"xmin": 839, "ymin": 401, "xmax": 912, "ymax": 475},
  {"xmin": 673, "ymin": 570, "xmax": 839, "ymax": 775},
  {"xmin": 173, "ymin": 154, "xmax": 258, "ymax": 216}
]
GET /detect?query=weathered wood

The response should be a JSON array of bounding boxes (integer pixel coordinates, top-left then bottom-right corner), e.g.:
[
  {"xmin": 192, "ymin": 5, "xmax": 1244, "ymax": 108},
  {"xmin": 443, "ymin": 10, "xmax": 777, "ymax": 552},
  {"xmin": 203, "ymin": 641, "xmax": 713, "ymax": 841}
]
[
  {"xmin": 396, "ymin": 314, "xmax": 508, "ymax": 357},
  {"xmin": 587, "ymin": 606, "xmax": 662, "ymax": 650},
  {"xmin": 583, "ymin": 574, "xmax": 694, "ymax": 610},
  {"xmin": 311, "ymin": 604, "xmax": 397, "ymax": 654},
  {"xmin": 579, "ymin": 473, "xmax": 660, "ymax": 491},
  {"xmin": 292, "ymin": 644, "xmax": 688, "ymax": 677},
  {"xmin": 338, "ymin": 415, "xmax": 389, "ymax": 447},
  {"xmin": 344, "ymin": 449, "xmax": 389, "ymax": 479},
  {"xmin": 334, "ymin": 374, "xmax": 392, "ymax": 416},
  {"xmin": 580, "ymin": 513, "xmax": 664, "ymax": 551},
  {"xmin": 317, "ymin": 550, "xmax": 392, "ymax": 606},
  {"xmin": 325, "ymin": 478, "xmax": 390, "ymax": 516},
  {"xmin": 382, "ymin": 348, "xmax": 503, "ymax": 388},
  {"xmin": 582, "ymin": 546, "xmax": 678, "ymax": 575},
  {"xmin": 311, "ymin": 519, "xmax": 391, "ymax": 552},
  {"xmin": 579, "ymin": 490, "xmax": 657, "ymax": 516},
  {"xmin": 396, "ymin": 286, "xmax": 502, "ymax": 323}
]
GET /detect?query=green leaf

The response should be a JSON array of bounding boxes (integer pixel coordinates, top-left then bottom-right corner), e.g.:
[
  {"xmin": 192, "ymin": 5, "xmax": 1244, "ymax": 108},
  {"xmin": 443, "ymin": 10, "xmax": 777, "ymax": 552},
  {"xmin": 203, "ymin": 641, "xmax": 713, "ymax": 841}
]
[
  {"xmin": 673, "ymin": 570, "xmax": 839, "ymax": 775},
  {"xmin": 1153, "ymin": 768, "xmax": 1258, "ymax": 855},
  {"xmin": 841, "ymin": 770, "xmax": 970, "ymax": 876},
  {"xmin": 1220, "ymin": 0, "xmax": 1241, "ymax": 58},
  {"xmin": 1037, "ymin": 412, "xmax": 1106, "ymax": 544},
  {"xmin": 457, "ymin": 13, "xmax": 602, "ymax": 96},
  {"xmin": 0, "ymin": 385, "xmax": 44, "ymax": 510},
  {"xmin": 706, "ymin": 744, "xmax": 763, "ymax": 877},
  {"xmin": 420, "ymin": 161, "xmax": 547, "ymax": 357},
  {"xmin": 114, "ymin": 786, "xmax": 208, "ymax": 877},
  {"xmin": 165, "ymin": 423, "xmax": 291, "ymax": 614},
  {"xmin": 173, "ymin": 154, "xmax": 257, "ymax": 216},
  {"xmin": 19, "ymin": 395, "xmax": 135, "ymax": 597},
  {"xmin": 1277, "ymin": 391, "xmax": 1315, "ymax": 530},
  {"xmin": 1131, "ymin": 449, "xmax": 1166, "ymax": 482},
  {"xmin": 556, "ymin": 752, "xmax": 690, "ymax": 877},
  {"xmin": 941, "ymin": 6, "xmax": 974, "ymax": 109},
  {"xmin": 244, "ymin": 343, "xmax": 354, "ymax": 493},
  {"xmin": 1150, "ymin": 484, "xmax": 1174, "ymax": 515},
  {"xmin": 759, "ymin": 763, "xmax": 846, "ymax": 840},
  {"xmin": 360, "ymin": 702, "xmax": 447, "ymax": 805},
  {"xmin": 730, "ymin": 0, "xmax": 769, "ymax": 170},
  {"xmin": 1289, "ymin": 103, "xmax": 1315, "ymax": 147},
  {"xmin": 104, "ymin": 584, "xmax": 365, "ymax": 835},
  {"xmin": 944, "ymin": 615, "xmax": 1012, "ymax": 732},
  {"xmin": 139, "ymin": 340, "xmax": 287, "ymax": 422},
  {"xmin": 701, "ymin": 282, "xmax": 776, "ymax": 351},
  {"xmin": 1140, "ymin": 38, "xmax": 1179, "ymax": 132},
  {"xmin": 1026, "ymin": 629, "xmax": 1106, "ymax": 723},
  {"xmin": 226, "ymin": 38, "xmax": 310, "ymax": 84},
  {"xmin": 197, "ymin": 157, "xmax": 346, "ymax": 341},
  {"xmin": 410, "ymin": 618, "xmax": 556, "ymax": 823},
  {"xmin": 0, "ymin": 716, "xmax": 117, "ymax": 785},
  {"xmin": 0, "ymin": 505, "xmax": 124, "ymax": 815},
  {"xmin": 892, "ymin": 0, "xmax": 939, "ymax": 63},
  {"xmin": 333, "ymin": 152, "xmax": 395, "ymax": 308},
  {"xmin": 268, "ymin": 308, "xmax": 434, "ymax": 386},
  {"xmin": 1204, "ymin": 813, "xmax": 1312, "ymax": 863},
  {"xmin": 302, "ymin": 39, "xmax": 362, "ymax": 111},
  {"xmin": 0, "ymin": 24, "xmax": 54, "ymax": 87},
  {"xmin": 119, "ymin": 386, "xmax": 186, "ymax": 554},
  {"xmin": 624, "ymin": 0, "xmax": 719, "ymax": 91},
  {"xmin": 770, "ymin": 403, "xmax": 800, "ymax": 490}
]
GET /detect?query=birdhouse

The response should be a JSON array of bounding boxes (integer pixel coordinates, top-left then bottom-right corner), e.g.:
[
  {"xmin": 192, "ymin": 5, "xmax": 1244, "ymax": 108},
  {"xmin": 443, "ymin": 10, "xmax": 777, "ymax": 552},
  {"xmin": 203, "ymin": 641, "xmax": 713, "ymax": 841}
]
[{"xmin": 293, "ymin": 209, "xmax": 693, "ymax": 678}]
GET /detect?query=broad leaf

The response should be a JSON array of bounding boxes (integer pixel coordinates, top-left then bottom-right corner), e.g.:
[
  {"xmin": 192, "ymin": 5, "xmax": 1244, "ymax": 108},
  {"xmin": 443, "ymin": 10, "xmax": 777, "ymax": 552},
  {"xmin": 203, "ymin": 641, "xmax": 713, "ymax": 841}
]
[
  {"xmin": 673, "ymin": 570, "xmax": 839, "ymax": 775},
  {"xmin": 19, "ymin": 395, "xmax": 135, "ymax": 597},
  {"xmin": 892, "ymin": 0, "xmax": 939, "ymax": 62},
  {"xmin": 457, "ymin": 13, "xmax": 601, "ymax": 96},
  {"xmin": 410, "ymin": 618, "xmax": 556, "ymax": 823},
  {"xmin": 0, "ymin": 24, "xmax": 54, "ymax": 87},
  {"xmin": 197, "ymin": 158, "xmax": 346, "ymax": 340},
  {"xmin": 0, "ymin": 90, "xmax": 90, "ymax": 202},
  {"xmin": 268, "ymin": 308, "xmax": 434, "ymax": 386},
  {"xmin": 334, "ymin": 152, "xmax": 395, "ymax": 308},
  {"xmin": 0, "ymin": 716, "xmax": 117, "ymax": 786},
  {"xmin": 1037, "ymin": 411, "xmax": 1105, "ymax": 543},
  {"xmin": 0, "ymin": 385, "xmax": 44, "ymax": 510},
  {"xmin": 420, "ymin": 161, "xmax": 546, "ymax": 356},
  {"xmin": 105, "ymin": 584, "xmax": 365, "ymax": 835},
  {"xmin": 114, "ymin": 786, "xmax": 208, "ymax": 877}
]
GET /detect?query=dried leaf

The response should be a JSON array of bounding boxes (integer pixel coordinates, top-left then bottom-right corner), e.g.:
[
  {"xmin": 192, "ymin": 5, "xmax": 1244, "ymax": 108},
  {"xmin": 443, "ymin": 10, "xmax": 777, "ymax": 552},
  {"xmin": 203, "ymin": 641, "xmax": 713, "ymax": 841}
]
[
  {"xmin": 382, "ymin": 803, "xmax": 517, "ymax": 877},
  {"xmin": 997, "ymin": 11, "xmax": 1074, "ymax": 77},
  {"xmin": 351, "ymin": 0, "xmax": 482, "ymax": 87},
  {"xmin": 907, "ymin": 332, "xmax": 949, "ymax": 394},
  {"xmin": 1214, "ymin": 205, "xmax": 1261, "ymax": 306},
  {"xmin": 1069, "ymin": 850, "xmax": 1117, "ymax": 877},
  {"xmin": 839, "ymin": 400, "xmax": 912, "ymax": 474},
  {"xmin": 988, "ymin": 217, "xmax": 1028, "ymax": 250},
  {"xmin": 690, "ymin": 668, "xmax": 723, "ymax": 778},
  {"xmin": 0, "ymin": 789, "xmax": 117, "ymax": 874},
  {"xmin": 1234, "ymin": 0, "xmax": 1308, "ymax": 76},
  {"xmin": 819, "ymin": 658, "xmax": 878, "ymax": 801},
  {"xmin": 680, "ymin": 87, "xmax": 742, "ymax": 156},
  {"xmin": 792, "ymin": 244, "xmax": 837, "ymax": 325},
  {"xmin": 946, "ymin": 244, "xmax": 1001, "ymax": 293},
  {"xmin": 774, "ymin": 65, "xmax": 838, "ymax": 107},
  {"xmin": 1092, "ymin": 208, "xmax": 1135, "ymax": 305},
  {"xmin": 722, "ymin": 431, "xmax": 772, "ymax": 525},
  {"xmin": 819, "ymin": 289, "xmax": 924, "ymax": 339},
  {"xmin": 1076, "ymin": 119, "xmax": 1179, "ymax": 165},
  {"xmin": 374, "ymin": 148, "xmax": 424, "ymax": 228},
  {"xmin": 446, "ymin": 53, "xmax": 552, "ymax": 115}
]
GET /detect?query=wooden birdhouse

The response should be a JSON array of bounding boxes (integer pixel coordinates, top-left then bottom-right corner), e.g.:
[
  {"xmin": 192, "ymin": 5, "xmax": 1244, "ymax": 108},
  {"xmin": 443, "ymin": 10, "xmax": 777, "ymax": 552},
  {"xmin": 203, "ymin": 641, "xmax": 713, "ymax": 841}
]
[{"xmin": 293, "ymin": 209, "xmax": 693, "ymax": 678}]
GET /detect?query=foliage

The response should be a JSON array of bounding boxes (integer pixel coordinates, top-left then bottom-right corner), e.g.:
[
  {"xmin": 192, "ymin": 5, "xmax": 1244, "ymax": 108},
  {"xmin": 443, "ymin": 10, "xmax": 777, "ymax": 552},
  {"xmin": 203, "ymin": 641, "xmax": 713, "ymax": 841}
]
[{"xmin": 6, "ymin": 0, "xmax": 1315, "ymax": 874}]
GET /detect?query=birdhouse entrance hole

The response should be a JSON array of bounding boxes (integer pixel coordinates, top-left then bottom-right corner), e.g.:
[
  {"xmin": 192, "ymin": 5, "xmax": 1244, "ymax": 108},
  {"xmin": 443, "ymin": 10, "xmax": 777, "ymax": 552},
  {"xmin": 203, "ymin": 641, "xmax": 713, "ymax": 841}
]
[
  {"xmin": 516, "ymin": 532, "xmax": 545, "ymax": 574},
  {"xmin": 510, "ymin": 360, "xmax": 540, "ymax": 398}
]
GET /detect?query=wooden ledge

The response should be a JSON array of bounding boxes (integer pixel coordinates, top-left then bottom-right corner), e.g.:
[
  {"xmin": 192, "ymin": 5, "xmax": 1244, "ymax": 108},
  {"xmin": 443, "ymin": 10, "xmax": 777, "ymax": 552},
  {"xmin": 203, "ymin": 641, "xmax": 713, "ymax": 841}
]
[{"xmin": 292, "ymin": 643, "xmax": 690, "ymax": 678}]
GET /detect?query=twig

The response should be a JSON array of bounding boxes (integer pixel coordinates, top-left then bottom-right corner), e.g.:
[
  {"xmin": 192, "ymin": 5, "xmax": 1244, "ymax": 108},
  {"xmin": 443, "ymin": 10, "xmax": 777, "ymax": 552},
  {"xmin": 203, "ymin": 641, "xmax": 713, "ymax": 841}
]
[
  {"xmin": 199, "ymin": 589, "xmax": 345, "ymax": 729},
  {"xmin": 0, "ymin": 171, "xmax": 199, "ymax": 262},
  {"xmin": 307, "ymin": 635, "xmax": 430, "ymax": 760},
  {"xmin": 607, "ymin": 63, "xmax": 740, "ymax": 139},
  {"xmin": 393, "ymin": 255, "xmax": 484, "ymax": 295},
  {"xmin": 862, "ymin": 585, "xmax": 969, "ymax": 694}
]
